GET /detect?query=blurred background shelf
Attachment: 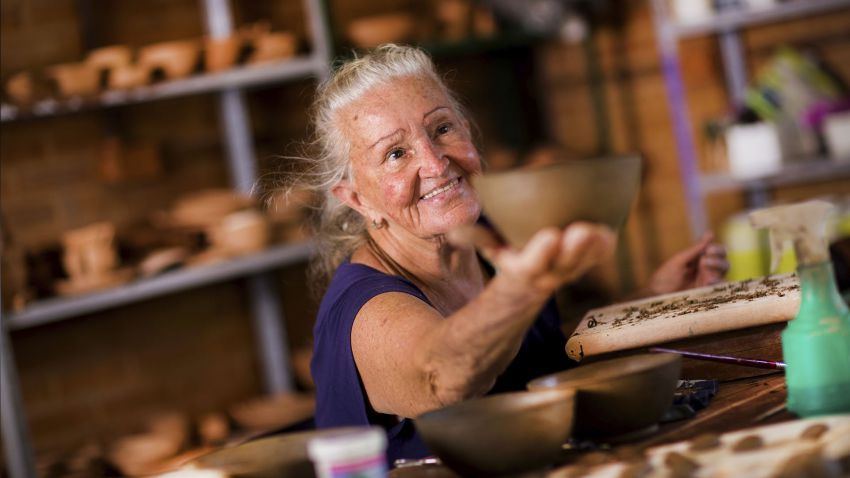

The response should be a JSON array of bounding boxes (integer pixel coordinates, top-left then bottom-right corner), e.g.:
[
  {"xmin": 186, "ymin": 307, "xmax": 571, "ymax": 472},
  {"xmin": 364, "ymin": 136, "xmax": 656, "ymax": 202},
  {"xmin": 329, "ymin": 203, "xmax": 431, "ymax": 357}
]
[
  {"xmin": 671, "ymin": 0, "xmax": 850, "ymax": 37},
  {"xmin": 699, "ymin": 159, "xmax": 850, "ymax": 193},
  {"xmin": 5, "ymin": 241, "xmax": 315, "ymax": 331},
  {"xmin": 0, "ymin": 56, "xmax": 323, "ymax": 123}
]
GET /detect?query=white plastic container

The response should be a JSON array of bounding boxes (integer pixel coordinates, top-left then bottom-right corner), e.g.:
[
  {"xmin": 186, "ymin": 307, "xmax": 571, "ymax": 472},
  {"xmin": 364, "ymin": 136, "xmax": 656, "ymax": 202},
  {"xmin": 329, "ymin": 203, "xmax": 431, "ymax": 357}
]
[
  {"xmin": 725, "ymin": 122, "xmax": 783, "ymax": 179},
  {"xmin": 824, "ymin": 111, "xmax": 850, "ymax": 161},
  {"xmin": 308, "ymin": 427, "xmax": 388, "ymax": 478}
]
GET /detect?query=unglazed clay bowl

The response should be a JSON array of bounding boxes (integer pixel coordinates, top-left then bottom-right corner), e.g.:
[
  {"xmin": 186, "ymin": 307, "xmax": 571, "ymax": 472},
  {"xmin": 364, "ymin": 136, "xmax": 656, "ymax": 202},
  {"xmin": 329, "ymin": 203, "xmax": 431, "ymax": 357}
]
[
  {"xmin": 348, "ymin": 13, "xmax": 416, "ymax": 48},
  {"xmin": 192, "ymin": 427, "xmax": 362, "ymax": 478},
  {"xmin": 248, "ymin": 32, "xmax": 297, "ymax": 64},
  {"xmin": 527, "ymin": 353, "xmax": 681, "ymax": 441},
  {"xmin": 86, "ymin": 45, "xmax": 133, "ymax": 70},
  {"xmin": 46, "ymin": 62, "xmax": 101, "ymax": 97},
  {"xmin": 138, "ymin": 40, "xmax": 200, "ymax": 80},
  {"xmin": 473, "ymin": 155, "xmax": 641, "ymax": 248},
  {"xmin": 415, "ymin": 389, "xmax": 575, "ymax": 476},
  {"xmin": 205, "ymin": 35, "xmax": 243, "ymax": 72}
]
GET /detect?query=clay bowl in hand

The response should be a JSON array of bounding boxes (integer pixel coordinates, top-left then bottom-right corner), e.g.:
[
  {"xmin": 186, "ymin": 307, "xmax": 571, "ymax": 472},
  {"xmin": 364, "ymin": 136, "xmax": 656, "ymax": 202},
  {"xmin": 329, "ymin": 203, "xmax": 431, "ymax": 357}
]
[
  {"xmin": 527, "ymin": 353, "xmax": 681, "ymax": 442},
  {"xmin": 191, "ymin": 427, "xmax": 362, "ymax": 478},
  {"xmin": 415, "ymin": 389, "xmax": 575, "ymax": 476},
  {"xmin": 348, "ymin": 13, "xmax": 416, "ymax": 48},
  {"xmin": 473, "ymin": 155, "xmax": 641, "ymax": 248}
]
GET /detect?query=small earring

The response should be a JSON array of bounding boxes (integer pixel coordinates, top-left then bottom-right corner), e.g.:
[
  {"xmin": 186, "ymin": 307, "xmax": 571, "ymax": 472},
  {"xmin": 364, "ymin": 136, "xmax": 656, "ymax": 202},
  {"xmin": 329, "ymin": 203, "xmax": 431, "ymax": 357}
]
[{"xmin": 371, "ymin": 218, "xmax": 385, "ymax": 229}]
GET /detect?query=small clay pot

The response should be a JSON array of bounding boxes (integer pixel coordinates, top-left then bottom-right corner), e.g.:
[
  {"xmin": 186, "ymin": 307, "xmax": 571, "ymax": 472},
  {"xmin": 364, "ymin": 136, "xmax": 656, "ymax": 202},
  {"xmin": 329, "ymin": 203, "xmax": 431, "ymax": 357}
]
[
  {"xmin": 45, "ymin": 62, "xmax": 100, "ymax": 97},
  {"xmin": 138, "ymin": 40, "xmax": 200, "ymax": 80},
  {"xmin": 61, "ymin": 222, "xmax": 118, "ymax": 279},
  {"xmin": 229, "ymin": 393, "xmax": 315, "ymax": 431},
  {"xmin": 248, "ymin": 31, "xmax": 297, "ymax": 64},
  {"xmin": 86, "ymin": 45, "xmax": 133, "ymax": 71},
  {"xmin": 207, "ymin": 210, "xmax": 269, "ymax": 256},
  {"xmin": 5, "ymin": 71, "xmax": 34, "ymax": 105},
  {"xmin": 108, "ymin": 64, "xmax": 151, "ymax": 90},
  {"xmin": 205, "ymin": 35, "xmax": 243, "ymax": 72},
  {"xmin": 436, "ymin": 0, "xmax": 472, "ymax": 40},
  {"xmin": 348, "ymin": 13, "xmax": 416, "ymax": 48}
]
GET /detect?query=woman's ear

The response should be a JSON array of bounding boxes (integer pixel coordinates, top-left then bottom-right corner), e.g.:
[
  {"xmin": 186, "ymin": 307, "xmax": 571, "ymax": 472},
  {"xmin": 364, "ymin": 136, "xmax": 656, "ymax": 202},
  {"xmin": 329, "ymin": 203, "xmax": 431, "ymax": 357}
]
[{"xmin": 331, "ymin": 179, "xmax": 376, "ymax": 220}]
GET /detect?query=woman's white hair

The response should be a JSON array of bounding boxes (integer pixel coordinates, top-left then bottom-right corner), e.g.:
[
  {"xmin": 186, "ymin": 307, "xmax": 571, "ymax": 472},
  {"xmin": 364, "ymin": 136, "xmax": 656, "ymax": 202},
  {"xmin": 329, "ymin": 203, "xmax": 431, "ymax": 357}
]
[{"xmin": 288, "ymin": 44, "xmax": 471, "ymax": 293}]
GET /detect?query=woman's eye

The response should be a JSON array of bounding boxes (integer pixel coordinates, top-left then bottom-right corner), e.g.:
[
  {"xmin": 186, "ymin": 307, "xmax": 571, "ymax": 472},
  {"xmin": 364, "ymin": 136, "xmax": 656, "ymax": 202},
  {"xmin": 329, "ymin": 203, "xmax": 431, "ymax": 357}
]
[
  {"xmin": 435, "ymin": 123, "xmax": 452, "ymax": 136},
  {"xmin": 387, "ymin": 148, "xmax": 405, "ymax": 161}
]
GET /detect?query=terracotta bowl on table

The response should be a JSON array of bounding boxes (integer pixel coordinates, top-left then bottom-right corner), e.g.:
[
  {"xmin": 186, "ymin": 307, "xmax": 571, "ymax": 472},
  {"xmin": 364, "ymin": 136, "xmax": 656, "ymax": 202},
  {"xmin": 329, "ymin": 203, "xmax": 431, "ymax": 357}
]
[
  {"xmin": 415, "ymin": 388, "xmax": 576, "ymax": 476},
  {"xmin": 472, "ymin": 155, "xmax": 641, "ymax": 248},
  {"xmin": 527, "ymin": 352, "xmax": 682, "ymax": 441},
  {"xmin": 347, "ymin": 13, "xmax": 416, "ymax": 48}
]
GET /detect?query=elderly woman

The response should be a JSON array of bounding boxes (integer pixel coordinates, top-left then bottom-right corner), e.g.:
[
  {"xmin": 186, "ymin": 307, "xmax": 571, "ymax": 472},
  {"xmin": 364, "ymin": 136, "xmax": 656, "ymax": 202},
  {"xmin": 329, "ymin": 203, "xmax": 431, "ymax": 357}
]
[{"xmin": 300, "ymin": 45, "xmax": 727, "ymax": 462}]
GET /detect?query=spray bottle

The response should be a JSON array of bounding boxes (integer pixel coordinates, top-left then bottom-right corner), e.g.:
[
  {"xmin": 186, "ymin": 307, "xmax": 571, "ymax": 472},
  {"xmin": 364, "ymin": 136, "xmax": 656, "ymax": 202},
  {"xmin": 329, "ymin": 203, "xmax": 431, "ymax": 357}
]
[{"xmin": 750, "ymin": 200, "xmax": 850, "ymax": 416}]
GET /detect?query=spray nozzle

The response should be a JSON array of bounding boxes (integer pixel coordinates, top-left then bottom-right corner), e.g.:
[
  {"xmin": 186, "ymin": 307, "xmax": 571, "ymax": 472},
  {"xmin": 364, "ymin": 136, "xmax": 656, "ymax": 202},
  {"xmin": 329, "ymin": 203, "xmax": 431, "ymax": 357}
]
[{"xmin": 748, "ymin": 200, "xmax": 833, "ymax": 272}]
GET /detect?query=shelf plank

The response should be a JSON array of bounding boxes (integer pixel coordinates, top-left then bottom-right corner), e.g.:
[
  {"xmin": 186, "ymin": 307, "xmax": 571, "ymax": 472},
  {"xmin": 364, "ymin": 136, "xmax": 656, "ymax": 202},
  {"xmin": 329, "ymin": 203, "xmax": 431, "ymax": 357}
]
[
  {"xmin": 699, "ymin": 158, "xmax": 850, "ymax": 193},
  {"xmin": 1, "ymin": 56, "xmax": 324, "ymax": 123},
  {"xmin": 4, "ymin": 241, "xmax": 315, "ymax": 331},
  {"xmin": 672, "ymin": 0, "xmax": 850, "ymax": 37}
]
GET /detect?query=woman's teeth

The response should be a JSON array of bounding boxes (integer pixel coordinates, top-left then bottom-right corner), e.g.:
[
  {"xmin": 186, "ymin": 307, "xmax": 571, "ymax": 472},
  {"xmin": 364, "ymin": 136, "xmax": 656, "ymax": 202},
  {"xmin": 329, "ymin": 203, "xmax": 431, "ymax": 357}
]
[{"xmin": 421, "ymin": 178, "xmax": 460, "ymax": 200}]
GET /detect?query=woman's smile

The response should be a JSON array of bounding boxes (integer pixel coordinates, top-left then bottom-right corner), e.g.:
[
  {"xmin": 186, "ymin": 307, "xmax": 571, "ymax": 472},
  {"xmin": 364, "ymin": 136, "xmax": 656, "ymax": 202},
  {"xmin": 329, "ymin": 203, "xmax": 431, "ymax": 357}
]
[{"xmin": 419, "ymin": 176, "xmax": 462, "ymax": 201}]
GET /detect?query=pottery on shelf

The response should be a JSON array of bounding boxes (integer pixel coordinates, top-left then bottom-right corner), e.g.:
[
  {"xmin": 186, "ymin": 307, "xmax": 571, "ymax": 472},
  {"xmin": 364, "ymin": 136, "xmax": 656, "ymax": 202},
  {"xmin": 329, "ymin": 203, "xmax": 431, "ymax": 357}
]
[
  {"xmin": 108, "ymin": 63, "xmax": 151, "ymax": 90},
  {"xmin": 138, "ymin": 40, "xmax": 200, "ymax": 80},
  {"xmin": 347, "ymin": 13, "xmax": 416, "ymax": 48},
  {"xmin": 86, "ymin": 45, "xmax": 133, "ymax": 71},
  {"xmin": 248, "ymin": 31, "xmax": 297, "ymax": 64},
  {"xmin": 45, "ymin": 62, "xmax": 101, "ymax": 97},
  {"xmin": 5, "ymin": 71, "xmax": 35, "ymax": 105},
  {"xmin": 205, "ymin": 35, "xmax": 243, "ymax": 72}
]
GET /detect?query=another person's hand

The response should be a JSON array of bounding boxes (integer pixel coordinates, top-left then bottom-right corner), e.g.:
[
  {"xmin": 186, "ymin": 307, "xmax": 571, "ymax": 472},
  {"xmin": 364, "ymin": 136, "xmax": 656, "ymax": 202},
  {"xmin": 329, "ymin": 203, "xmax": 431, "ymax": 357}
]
[
  {"xmin": 648, "ymin": 232, "xmax": 729, "ymax": 295},
  {"xmin": 447, "ymin": 222, "xmax": 616, "ymax": 297}
]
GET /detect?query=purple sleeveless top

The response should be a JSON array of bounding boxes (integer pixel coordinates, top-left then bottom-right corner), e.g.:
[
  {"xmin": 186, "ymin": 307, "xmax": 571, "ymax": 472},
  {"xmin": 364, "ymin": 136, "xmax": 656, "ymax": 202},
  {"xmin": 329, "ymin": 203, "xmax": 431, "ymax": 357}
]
[{"xmin": 311, "ymin": 261, "xmax": 573, "ymax": 464}]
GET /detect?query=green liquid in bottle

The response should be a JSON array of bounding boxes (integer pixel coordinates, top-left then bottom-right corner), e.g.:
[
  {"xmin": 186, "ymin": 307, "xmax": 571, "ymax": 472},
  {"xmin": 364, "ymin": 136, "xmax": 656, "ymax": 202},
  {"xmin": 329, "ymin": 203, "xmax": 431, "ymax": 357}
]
[{"xmin": 783, "ymin": 262, "xmax": 850, "ymax": 417}]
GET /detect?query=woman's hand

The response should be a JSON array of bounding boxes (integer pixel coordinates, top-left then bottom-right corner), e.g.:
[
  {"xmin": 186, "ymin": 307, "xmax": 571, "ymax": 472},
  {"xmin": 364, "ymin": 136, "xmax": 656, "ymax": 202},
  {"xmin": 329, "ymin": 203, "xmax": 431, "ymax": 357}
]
[
  {"xmin": 648, "ymin": 232, "xmax": 729, "ymax": 295},
  {"xmin": 448, "ymin": 222, "xmax": 616, "ymax": 297}
]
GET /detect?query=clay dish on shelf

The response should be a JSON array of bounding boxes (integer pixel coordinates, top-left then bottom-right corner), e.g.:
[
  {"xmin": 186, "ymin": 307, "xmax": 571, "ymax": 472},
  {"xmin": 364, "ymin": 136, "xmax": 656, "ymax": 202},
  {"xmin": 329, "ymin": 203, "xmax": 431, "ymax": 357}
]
[
  {"xmin": 347, "ymin": 13, "xmax": 416, "ymax": 48},
  {"xmin": 138, "ymin": 40, "xmax": 200, "ymax": 80},
  {"xmin": 45, "ymin": 62, "xmax": 101, "ymax": 97},
  {"xmin": 248, "ymin": 31, "xmax": 297, "ymax": 64},
  {"xmin": 86, "ymin": 45, "xmax": 133, "ymax": 71},
  {"xmin": 207, "ymin": 209, "xmax": 270, "ymax": 256},
  {"xmin": 108, "ymin": 63, "xmax": 152, "ymax": 90},
  {"xmin": 169, "ymin": 188, "xmax": 255, "ymax": 230},
  {"xmin": 5, "ymin": 71, "xmax": 35, "ymax": 105},
  {"xmin": 415, "ymin": 389, "xmax": 576, "ymax": 477},
  {"xmin": 527, "ymin": 353, "xmax": 681, "ymax": 441},
  {"xmin": 192, "ymin": 427, "xmax": 361, "ymax": 478},
  {"xmin": 228, "ymin": 392, "xmax": 316, "ymax": 431},
  {"xmin": 473, "ymin": 155, "xmax": 641, "ymax": 248},
  {"xmin": 61, "ymin": 222, "xmax": 118, "ymax": 279},
  {"xmin": 204, "ymin": 35, "xmax": 243, "ymax": 72},
  {"xmin": 436, "ymin": 0, "xmax": 472, "ymax": 40}
]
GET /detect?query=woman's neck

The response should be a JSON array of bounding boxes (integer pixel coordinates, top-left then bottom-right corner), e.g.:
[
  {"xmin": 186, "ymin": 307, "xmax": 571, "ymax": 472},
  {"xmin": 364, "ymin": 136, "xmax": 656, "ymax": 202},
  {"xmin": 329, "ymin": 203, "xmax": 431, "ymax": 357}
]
[{"xmin": 352, "ymin": 226, "xmax": 485, "ymax": 315}]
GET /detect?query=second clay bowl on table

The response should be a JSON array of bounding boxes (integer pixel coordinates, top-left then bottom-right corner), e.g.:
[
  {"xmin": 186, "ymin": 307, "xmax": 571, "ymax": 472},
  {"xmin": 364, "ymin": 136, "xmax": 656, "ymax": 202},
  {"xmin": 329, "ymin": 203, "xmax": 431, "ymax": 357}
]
[
  {"xmin": 415, "ymin": 388, "xmax": 576, "ymax": 476},
  {"xmin": 527, "ymin": 352, "xmax": 682, "ymax": 441}
]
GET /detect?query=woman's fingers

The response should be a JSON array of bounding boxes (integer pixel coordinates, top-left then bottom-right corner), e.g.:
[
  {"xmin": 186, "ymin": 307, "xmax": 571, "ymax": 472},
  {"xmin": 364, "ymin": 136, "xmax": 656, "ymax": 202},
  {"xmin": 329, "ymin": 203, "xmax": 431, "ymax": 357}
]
[{"xmin": 553, "ymin": 223, "xmax": 616, "ymax": 282}]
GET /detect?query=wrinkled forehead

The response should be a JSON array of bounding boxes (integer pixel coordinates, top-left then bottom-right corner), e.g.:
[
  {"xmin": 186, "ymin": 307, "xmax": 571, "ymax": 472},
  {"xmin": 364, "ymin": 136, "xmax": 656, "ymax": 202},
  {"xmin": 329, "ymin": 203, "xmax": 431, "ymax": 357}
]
[{"xmin": 335, "ymin": 75, "xmax": 457, "ymax": 146}]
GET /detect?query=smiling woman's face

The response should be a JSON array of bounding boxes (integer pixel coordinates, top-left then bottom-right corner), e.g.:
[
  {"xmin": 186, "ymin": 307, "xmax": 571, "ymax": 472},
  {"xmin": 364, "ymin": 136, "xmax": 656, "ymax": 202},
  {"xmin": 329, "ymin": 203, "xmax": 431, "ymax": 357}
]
[{"xmin": 337, "ymin": 75, "xmax": 482, "ymax": 238}]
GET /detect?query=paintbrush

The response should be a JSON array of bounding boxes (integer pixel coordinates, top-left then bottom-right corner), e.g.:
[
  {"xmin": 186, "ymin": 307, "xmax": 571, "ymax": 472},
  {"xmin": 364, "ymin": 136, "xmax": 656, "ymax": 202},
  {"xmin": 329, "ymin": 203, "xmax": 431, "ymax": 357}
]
[{"xmin": 649, "ymin": 347, "xmax": 786, "ymax": 370}]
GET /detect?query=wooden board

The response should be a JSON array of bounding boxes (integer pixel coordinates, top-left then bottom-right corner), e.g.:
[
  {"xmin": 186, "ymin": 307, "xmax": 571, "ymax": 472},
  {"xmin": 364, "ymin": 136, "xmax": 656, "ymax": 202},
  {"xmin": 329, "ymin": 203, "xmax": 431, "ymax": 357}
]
[
  {"xmin": 549, "ymin": 415, "xmax": 850, "ymax": 478},
  {"xmin": 566, "ymin": 274, "xmax": 800, "ymax": 361}
]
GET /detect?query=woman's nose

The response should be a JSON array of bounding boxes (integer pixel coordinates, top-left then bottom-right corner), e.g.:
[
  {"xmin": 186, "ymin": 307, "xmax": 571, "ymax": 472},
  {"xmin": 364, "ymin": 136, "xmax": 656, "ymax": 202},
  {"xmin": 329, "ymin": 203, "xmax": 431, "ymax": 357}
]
[{"xmin": 416, "ymin": 139, "xmax": 449, "ymax": 177}]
